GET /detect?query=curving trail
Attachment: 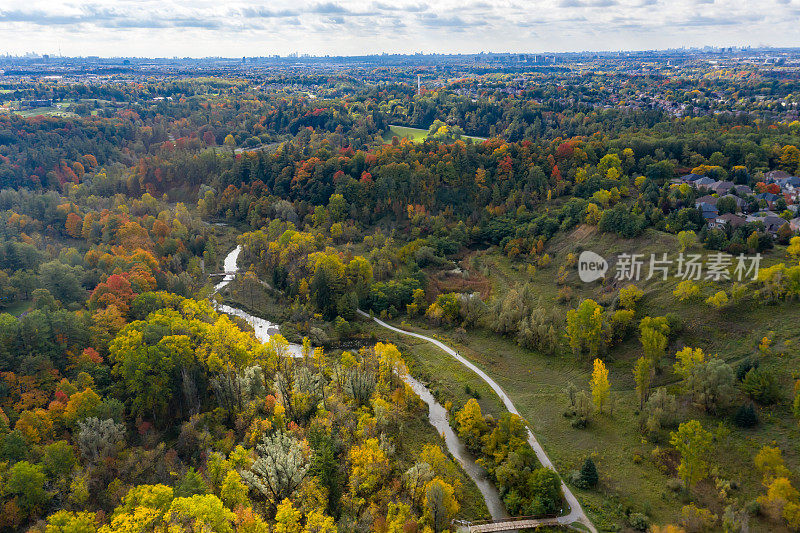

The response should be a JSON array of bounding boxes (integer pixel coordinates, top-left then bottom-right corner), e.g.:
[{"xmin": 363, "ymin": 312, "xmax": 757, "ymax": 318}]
[{"xmin": 357, "ymin": 309, "xmax": 597, "ymax": 533}]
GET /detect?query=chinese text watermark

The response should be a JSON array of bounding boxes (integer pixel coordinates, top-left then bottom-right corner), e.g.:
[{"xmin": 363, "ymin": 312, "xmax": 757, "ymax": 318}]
[{"xmin": 578, "ymin": 250, "xmax": 761, "ymax": 283}]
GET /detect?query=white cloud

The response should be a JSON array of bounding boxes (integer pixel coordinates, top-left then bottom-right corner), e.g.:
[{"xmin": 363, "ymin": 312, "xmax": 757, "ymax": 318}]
[{"xmin": 0, "ymin": 0, "xmax": 796, "ymax": 56}]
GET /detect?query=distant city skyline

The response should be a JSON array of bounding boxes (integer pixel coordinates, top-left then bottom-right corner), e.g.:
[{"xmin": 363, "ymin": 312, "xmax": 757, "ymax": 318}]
[{"xmin": 0, "ymin": 0, "xmax": 798, "ymax": 58}]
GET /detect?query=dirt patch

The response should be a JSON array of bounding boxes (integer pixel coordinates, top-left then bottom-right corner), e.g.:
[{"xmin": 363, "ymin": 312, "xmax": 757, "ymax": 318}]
[
  {"xmin": 427, "ymin": 271, "xmax": 491, "ymax": 299},
  {"xmin": 570, "ymin": 223, "xmax": 598, "ymax": 242},
  {"xmin": 651, "ymin": 446, "xmax": 680, "ymax": 477}
]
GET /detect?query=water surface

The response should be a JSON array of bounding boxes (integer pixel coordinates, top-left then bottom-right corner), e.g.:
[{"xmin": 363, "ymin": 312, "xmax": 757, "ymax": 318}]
[{"xmin": 215, "ymin": 246, "xmax": 510, "ymax": 524}]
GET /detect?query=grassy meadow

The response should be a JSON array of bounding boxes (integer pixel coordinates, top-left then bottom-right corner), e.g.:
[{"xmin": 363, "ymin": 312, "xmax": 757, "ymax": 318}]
[
  {"xmin": 363, "ymin": 225, "xmax": 800, "ymax": 531},
  {"xmin": 383, "ymin": 124, "xmax": 487, "ymax": 143}
]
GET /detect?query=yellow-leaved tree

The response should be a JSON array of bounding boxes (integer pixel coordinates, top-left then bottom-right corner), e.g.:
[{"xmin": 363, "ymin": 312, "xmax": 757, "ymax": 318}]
[
  {"xmin": 348, "ymin": 438, "xmax": 390, "ymax": 497},
  {"xmin": 454, "ymin": 398, "xmax": 488, "ymax": 453},
  {"xmin": 590, "ymin": 358, "xmax": 610, "ymax": 413},
  {"xmin": 274, "ymin": 498, "xmax": 301, "ymax": 533},
  {"xmin": 565, "ymin": 299, "xmax": 605, "ymax": 358},
  {"xmin": 674, "ymin": 347, "xmax": 705, "ymax": 380},
  {"xmin": 424, "ymin": 478, "xmax": 459, "ymax": 533},
  {"xmin": 639, "ymin": 316, "xmax": 670, "ymax": 362},
  {"xmin": 619, "ymin": 284, "xmax": 644, "ymax": 310},
  {"xmin": 673, "ymin": 280, "xmax": 700, "ymax": 302},
  {"xmin": 633, "ymin": 356, "xmax": 654, "ymax": 409},
  {"xmin": 670, "ymin": 420, "xmax": 712, "ymax": 488},
  {"xmin": 787, "ymin": 236, "xmax": 800, "ymax": 259},
  {"xmin": 705, "ymin": 290, "xmax": 729, "ymax": 309}
]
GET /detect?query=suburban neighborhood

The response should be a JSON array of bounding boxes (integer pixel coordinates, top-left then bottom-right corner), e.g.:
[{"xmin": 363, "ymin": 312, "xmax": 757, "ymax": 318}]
[{"xmin": 680, "ymin": 170, "xmax": 800, "ymax": 235}]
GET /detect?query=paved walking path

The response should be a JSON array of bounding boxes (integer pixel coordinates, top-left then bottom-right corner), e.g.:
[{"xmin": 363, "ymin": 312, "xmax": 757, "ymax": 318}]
[{"xmin": 357, "ymin": 310, "xmax": 597, "ymax": 533}]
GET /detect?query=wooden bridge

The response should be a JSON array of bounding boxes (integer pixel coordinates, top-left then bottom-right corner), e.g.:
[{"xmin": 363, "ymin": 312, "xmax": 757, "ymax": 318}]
[
  {"xmin": 454, "ymin": 515, "xmax": 568, "ymax": 532},
  {"xmin": 208, "ymin": 271, "xmax": 237, "ymax": 277}
]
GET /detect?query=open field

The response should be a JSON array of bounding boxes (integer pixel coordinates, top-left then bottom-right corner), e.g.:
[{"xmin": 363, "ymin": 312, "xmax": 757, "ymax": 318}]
[
  {"xmin": 363, "ymin": 226, "xmax": 800, "ymax": 531},
  {"xmin": 14, "ymin": 106, "xmax": 78, "ymax": 118},
  {"xmin": 383, "ymin": 124, "xmax": 487, "ymax": 143},
  {"xmin": 367, "ymin": 320, "xmax": 800, "ymax": 531},
  {"xmin": 3, "ymin": 300, "xmax": 32, "ymax": 317}
]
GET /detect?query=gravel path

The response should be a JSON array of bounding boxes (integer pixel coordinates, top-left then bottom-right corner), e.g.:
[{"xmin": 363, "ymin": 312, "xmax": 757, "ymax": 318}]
[{"xmin": 358, "ymin": 310, "xmax": 597, "ymax": 533}]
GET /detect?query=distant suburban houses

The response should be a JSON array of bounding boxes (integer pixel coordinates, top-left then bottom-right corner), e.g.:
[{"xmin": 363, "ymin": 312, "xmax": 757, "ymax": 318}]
[
  {"xmin": 677, "ymin": 170, "xmax": 800, "ymax": 235},
  {"xmin": 708, "ymin": 213, "xmax": 746, "ymax": 230}
]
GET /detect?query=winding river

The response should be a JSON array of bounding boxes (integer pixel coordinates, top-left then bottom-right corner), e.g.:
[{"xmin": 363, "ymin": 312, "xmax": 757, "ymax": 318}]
[
  {"xmin": 403, "ymin": 374, "xmax": 509, "ymax": 522},
  {"xmin": 214, "ymin": 246, "xmax": 303, "ymax": 357},
  {"xmin": 213, "ymin": 246, "xmax": 509, "ymax": 523}
]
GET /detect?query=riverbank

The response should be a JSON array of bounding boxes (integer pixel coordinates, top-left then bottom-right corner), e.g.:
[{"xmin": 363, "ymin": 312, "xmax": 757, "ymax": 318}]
[
  {"xmin": 211, "ymin": 246, "xmax": 499, "ymax": 523},
  {"xmin": 357, "ymin": 311, "xmax": 597, "ymax": 533}
]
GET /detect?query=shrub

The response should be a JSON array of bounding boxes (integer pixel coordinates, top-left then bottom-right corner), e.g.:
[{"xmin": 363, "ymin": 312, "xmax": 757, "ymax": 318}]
[
  {"xmin": 571, "ymin": 416, "xmax": 588, "ymax": 429},
  {"xmin": 667, "ymin": 478, "xmax": 685, "ymax": 492},
  {"xmin": 629, "ymin": 512, "xmax": 650, "ymax": 531},
  {"xmin": 742, "ymin": 367, "xmax": 781, "ymax": 405},
  {"xmin": 680, "ymin": 503, "xmax": 717, "ymax": 532},
  {"xmin": 744, "ymin": 499, "xmax": 761, "ymax": 516},
  {"xmin": 577, "ymin": 458, "xmax": 598, "ymax": 488},
  {"xmin": 619, "ymin": 285, "xmax": 644, "ymax": 310},
  {"xmin": 733, "ymin": 403, "xmax": 758, "ymax": 428},
  {"xmin": 75, "ymin": 417, "xmax": 124, "ymax": 463},
  {"xmin": 674, "ymin": 280, "xmax": 700, "ymax": 302},
  {"xmin": 308, "ymin": 327, "xmax": 329, "ymax": 345},
  {"xmin": 736, "ymin": 358, "xmax": 759, "ymax": 382},
  {"xmin": 705, "ymin": 290, "xmax": 729, "ymax": 308}
]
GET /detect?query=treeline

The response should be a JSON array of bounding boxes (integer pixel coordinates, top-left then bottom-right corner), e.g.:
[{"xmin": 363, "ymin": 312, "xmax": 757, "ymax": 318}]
[
  {"xmin": 168, "ymin": 118, "xmax": 800, "ymax": 234},
  {"xmin": 1, "ymin": 288, "xmax": 478, "ymax": 531},
  {"xmin": 0, "ymin": 82, "xmax": 386, "ymax": 190},
  {"xmin": 0, "ymin": 162, "xmax": 486, "ymax": 530}
]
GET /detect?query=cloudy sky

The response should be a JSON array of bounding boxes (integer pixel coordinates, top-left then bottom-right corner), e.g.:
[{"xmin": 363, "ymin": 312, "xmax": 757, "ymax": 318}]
[{"xmin": 0, "ymin": 0, "xmax": 798, "ymax": 57}]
